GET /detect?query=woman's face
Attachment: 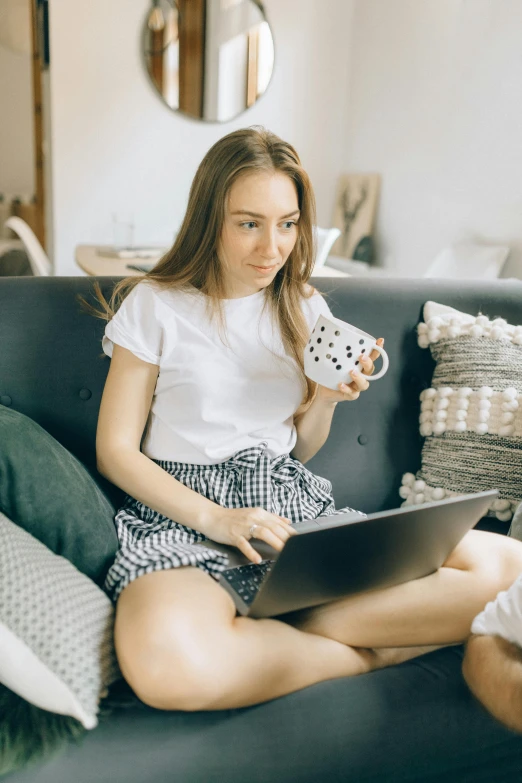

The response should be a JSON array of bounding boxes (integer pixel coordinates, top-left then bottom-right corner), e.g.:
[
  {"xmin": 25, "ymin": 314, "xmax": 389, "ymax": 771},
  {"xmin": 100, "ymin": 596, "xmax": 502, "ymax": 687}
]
[{"xmin": 218, "ymin": 170, "xmax": 300, "ymax": 298}]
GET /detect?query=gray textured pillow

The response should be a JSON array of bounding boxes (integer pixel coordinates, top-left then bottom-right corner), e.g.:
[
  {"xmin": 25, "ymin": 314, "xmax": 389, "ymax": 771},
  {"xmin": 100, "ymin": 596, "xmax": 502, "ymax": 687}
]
[
  {"xmin": 0, "ymin": 512, "xmax": 120, "ymax": 731},
  {"xmin": 399, "ymin": 301, "xmax": 522, "ymax": 522}
]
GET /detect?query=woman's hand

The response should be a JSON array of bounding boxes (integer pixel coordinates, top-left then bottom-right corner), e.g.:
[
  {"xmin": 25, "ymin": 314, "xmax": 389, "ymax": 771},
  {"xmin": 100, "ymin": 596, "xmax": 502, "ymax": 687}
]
[
  {"xmin": 316, "ymin": 338, "xmax": 384, "ymax": 404},
  {"xmin": 203, "ymin": 507, "xmax": 297, "ymax": 564}
]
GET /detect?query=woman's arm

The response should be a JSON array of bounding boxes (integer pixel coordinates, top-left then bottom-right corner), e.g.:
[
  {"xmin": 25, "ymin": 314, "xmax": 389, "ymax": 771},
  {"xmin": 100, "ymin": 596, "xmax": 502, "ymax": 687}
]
[
  {"xmin": 96, "ymin": 344, "xmax": 220, "ymax": 533},
  {"xmin": 463, "ymin": 634, "xmax": 522, "ymax": 733},
  {"xmin": 291, "ymin": 341, "xmax": 383, "ymax": 464},
  {"xmin": 97, "ymin": 345, "xmax": 295, "ymax": 561},
  {"xmin": 290, "ymin": 395, "xmax": 338, "ymax": 464}
]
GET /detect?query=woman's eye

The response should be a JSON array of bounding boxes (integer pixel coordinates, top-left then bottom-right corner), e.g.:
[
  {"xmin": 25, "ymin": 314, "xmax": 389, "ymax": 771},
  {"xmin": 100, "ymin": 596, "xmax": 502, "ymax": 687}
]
[
  {"xmin": 282, "ymin": 221, "xmax": 297, "ymax": 230},
  {"xmin": 241, "ymin": 221, "xmax": 257, "ymax": 229}
]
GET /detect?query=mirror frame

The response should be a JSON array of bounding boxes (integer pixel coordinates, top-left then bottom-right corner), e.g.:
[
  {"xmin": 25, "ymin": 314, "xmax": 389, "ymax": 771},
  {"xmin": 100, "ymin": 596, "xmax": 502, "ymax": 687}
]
[{"xmin": 141, "ymin": 0, "xmax": 275, "ymax": 123}]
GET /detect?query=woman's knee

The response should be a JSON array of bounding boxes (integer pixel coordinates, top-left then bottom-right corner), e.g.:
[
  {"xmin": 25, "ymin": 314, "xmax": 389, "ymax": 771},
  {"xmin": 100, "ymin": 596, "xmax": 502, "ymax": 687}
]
[
  {"xmin": 492, "ymin": 532, "xmax": 522, "ymax": 591},
  {"xmin": 113, "ymin": 567, "xmax": 238, "ymax": 710},
  {"xmin": 447, "ymin": 530, "xmax": 522, "ymax": 595}
]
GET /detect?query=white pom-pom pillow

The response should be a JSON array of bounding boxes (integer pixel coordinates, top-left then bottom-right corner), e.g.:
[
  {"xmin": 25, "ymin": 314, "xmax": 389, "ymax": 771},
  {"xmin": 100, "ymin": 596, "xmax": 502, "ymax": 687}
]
[{"xmin": 399, "ymin": 301, "xmax": 522, "ymax": 522}]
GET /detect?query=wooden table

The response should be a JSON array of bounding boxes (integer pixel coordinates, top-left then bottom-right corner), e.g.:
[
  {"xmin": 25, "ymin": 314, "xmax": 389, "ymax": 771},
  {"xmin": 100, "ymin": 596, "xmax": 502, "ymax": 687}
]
[
  {"xmin": 76, "ymin": 245, "xmax": 166, "ymax": 277},
  {"xmin": 75, "ymin": 245, "xmax": 350, "ymax": 278}
]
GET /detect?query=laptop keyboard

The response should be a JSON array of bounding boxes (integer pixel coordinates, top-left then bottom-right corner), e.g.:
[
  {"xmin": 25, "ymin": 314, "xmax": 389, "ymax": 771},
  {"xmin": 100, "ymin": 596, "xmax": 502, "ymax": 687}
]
[{"xmin": 221, "ymin": 560, "xmax": 274, "ymax": 605}]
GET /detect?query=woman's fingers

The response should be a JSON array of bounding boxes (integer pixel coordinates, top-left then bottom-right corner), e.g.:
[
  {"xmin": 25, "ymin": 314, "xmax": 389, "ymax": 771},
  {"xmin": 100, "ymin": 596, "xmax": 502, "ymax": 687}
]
[
  {"xmin": 257, "ymin": 518, "xmax": 296, "ymax": 546},
  {"xmin": 336, "ymin": 339, "xmax": 384, "ymax": 398},
  {"xmin": 349, "ymin": 370, "xmax": 370, "ymax": 391},
  {"xmin": 368, "ymin": 337, "xmax": 385, "ymax": 363},
  {"xmin": 244, "ymin": 513, "xmax": 297, "ymax": 559},
  {"xmin": 237, "ymin": 519, "xmax": 294, "ymax": 564},
  {"xmin": 339, "ymin": 383, "xmax": 360, "ymax": 399},
  {"xmin": 237, "ymin": 536, "xmax": 263, "ymax": 564},
  {"xmin": 359, "ymin": 355, "xmax": 374, "ymax": 375}
]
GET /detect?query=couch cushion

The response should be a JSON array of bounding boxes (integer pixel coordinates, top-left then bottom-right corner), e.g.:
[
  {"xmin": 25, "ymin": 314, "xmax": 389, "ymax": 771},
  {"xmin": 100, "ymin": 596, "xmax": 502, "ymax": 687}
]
[
  {"xmin": 0, "ymin": 406, "xmax": 118, "ymax": 587},
  {"xmin": 2, "ymin": 276, "xmax": 522, "ymax": 516},
  {"xmin": 3, "ymin": 647, "xmax": 522, "ymax": 783},
  {"xmin": 398, "ymin": 301, "xmax": 522, "ymax": 523}
]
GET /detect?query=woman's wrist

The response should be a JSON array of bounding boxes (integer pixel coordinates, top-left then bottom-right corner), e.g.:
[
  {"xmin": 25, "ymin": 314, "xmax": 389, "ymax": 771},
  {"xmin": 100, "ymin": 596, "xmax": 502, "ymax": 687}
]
[
  {"xmin": 315, "ymin": 386, "xmax": 339, "ymax": 407},
  {"xmin": 194, "ymin": 503, "xmax": 221, "ymax": 538}
]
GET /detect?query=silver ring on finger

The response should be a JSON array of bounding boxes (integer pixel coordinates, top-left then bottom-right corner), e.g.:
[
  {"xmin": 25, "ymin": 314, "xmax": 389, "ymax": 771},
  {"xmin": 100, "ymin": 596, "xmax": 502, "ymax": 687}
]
[{"xmin": 249, "ymin": 523, "xmax": 259, "ymax": 539}]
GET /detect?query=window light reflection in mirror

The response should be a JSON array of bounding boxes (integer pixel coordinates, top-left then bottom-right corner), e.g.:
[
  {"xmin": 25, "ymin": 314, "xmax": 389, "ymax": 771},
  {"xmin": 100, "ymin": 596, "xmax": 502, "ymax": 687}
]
[{"xmin": 143, "ymin": 0, "xmax": 275, "ymax": 123}]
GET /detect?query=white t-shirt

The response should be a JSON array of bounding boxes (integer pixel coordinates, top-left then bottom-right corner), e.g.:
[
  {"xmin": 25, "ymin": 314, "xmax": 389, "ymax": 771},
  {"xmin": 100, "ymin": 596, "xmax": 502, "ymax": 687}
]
[
  {"xmin": 102, "ymin": 282, "xmax": 333, "ymax": 464},
  {"xmin": 471, "ymin": 572, "xmax": 522, "ymax": 648}
]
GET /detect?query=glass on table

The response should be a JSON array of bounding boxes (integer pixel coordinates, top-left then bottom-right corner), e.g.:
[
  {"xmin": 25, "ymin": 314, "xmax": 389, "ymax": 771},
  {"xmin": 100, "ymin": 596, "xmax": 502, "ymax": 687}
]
[{"xmin": 112, "ymin": 212, "xmax": 135, "ymax": 249}]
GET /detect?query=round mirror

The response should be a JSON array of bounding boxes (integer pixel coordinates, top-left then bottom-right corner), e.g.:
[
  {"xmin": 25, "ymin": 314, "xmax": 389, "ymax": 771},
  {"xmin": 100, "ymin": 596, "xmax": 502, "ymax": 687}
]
[{"xmin": 143, "ymin": 0, "xmax": 275, "ymax": 123}]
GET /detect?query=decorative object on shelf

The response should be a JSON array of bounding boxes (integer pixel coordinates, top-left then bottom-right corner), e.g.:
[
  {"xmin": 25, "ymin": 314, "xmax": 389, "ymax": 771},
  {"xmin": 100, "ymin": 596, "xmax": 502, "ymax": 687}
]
[
  {"xmin": 331, "ymin": 173, "xmax": 380, "ymax": 261},
  {"xmin": 399, "ymin": 300, "xmax": 522, "ymax": 522},
  {"xmin": 352, "ymin": 235, "xmax": 374, "ymax": 264},
  {"xmin": 143, "ymin": 0, "xmax": 275, "ymax": 123}
]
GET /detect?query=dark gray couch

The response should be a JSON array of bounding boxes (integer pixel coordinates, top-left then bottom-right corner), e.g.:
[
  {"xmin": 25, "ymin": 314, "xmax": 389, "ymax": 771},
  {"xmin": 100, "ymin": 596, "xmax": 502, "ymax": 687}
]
[{"xmin": 1, "ymin": 275, "xmax": 522, "ymax": 782}]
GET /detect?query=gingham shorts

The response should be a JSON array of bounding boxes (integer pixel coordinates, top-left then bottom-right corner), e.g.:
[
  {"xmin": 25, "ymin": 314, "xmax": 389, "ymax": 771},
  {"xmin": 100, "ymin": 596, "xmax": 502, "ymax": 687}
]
[{"xmin": 103, "ymin": 441, "xmax": 365, "ymax": 602}]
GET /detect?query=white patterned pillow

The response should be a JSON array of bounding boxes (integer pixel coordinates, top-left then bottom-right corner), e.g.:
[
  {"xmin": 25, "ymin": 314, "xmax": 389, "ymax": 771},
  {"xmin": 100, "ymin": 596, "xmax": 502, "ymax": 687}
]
[
  {"xmin": 399, "ymin": 301, "xmax": 522, "ymax": 522},
  {"xmin": 0, "ymin": 512, "xmax": 120, "ymax": 729}
]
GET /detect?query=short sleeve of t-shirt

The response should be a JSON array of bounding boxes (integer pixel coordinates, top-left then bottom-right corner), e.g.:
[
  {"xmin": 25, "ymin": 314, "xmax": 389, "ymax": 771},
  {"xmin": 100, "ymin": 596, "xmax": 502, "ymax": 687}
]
[
  {"xmin": 302, "ymin": 289, "xmax": 335, "ymax": 332},
  {"xmin": 471, "ymin": 572, "xmax": 522, "ymax": 647},
  {"xmin": 102, "ymin": 282, "xmax": 163, "ymax": 365}
]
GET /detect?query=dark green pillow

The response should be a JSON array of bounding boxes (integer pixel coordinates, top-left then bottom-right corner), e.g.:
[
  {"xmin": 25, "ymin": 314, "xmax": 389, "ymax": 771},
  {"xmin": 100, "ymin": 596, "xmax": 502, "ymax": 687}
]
[{"xmin": 0, "ymin": 406, "xmax": 118, "ymax": 587}]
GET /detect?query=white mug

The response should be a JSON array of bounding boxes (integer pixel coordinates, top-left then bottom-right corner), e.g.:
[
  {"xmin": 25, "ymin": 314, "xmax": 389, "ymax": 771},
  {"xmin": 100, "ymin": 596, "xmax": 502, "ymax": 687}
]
[{"xmin": 304, "ymin": 314, "xmax": 389, "ymax": 390}]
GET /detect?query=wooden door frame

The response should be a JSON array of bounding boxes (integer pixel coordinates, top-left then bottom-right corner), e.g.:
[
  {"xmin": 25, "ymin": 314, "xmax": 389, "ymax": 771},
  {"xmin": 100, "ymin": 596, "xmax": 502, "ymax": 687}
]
[
  {"xmin": 178, "ymin": 0, "xmax": 206, "ymax": 118},
  {"xmin": 30, "ymin": 0, "xmax": 46, "ymax": 249}
]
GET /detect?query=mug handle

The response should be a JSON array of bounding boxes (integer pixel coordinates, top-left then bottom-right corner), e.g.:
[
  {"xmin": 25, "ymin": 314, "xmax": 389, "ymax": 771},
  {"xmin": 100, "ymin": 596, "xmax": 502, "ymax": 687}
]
[{"xmin": 366, "ymin": 345, "xmax": 389, "ymax": 381}]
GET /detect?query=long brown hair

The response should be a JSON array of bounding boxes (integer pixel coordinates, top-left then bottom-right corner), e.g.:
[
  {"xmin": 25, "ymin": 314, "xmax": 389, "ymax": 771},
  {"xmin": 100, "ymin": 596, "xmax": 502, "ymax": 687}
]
[{"xmin": 89, "ymin": 126, "xmax": 323, "ymax": 408}]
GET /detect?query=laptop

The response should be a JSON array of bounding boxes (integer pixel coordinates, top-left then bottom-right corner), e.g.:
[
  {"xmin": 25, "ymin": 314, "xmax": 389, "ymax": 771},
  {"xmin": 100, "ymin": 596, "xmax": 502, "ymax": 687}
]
[{"xmin": 215, "ymin": 490, "xmax": 498, "ymax": 618}]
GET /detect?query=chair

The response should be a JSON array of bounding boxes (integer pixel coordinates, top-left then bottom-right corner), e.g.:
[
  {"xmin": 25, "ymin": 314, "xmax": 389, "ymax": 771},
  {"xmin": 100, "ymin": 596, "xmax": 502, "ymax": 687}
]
[
  {"xmin": 4, "ymin": 217, "xmax": 52, "ymax": 276},
  {"xmin": 314, "ymin": 226, "xmax": 341, "ymax": 269}
]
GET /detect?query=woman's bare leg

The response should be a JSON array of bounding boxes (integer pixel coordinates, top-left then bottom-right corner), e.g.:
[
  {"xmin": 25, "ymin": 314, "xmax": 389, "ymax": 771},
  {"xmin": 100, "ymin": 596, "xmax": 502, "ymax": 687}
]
[
  {"xmin": 282, "ymin": 530, "xmax": 522, "ymax": 648},
  {"xmin": 114, "ymin": 566, "xmax": 383, "ymax": 712},
  {"xmin": 114, "ymin": 531, "xmax": 522, "ymax": 712}
]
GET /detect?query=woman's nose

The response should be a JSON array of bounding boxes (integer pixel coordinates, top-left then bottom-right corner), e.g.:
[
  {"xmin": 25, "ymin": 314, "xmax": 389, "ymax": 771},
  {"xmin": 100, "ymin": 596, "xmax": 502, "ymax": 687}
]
[{"xmin": 258, "ymin": 229, "xmax": 278, "ymax": 259}]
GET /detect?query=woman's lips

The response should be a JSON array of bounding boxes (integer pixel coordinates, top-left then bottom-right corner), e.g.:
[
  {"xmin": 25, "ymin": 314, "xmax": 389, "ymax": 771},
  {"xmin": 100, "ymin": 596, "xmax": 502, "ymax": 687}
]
[{"xmin": 251, "ymin": 264, "xmax": 276, "ymax": 274}]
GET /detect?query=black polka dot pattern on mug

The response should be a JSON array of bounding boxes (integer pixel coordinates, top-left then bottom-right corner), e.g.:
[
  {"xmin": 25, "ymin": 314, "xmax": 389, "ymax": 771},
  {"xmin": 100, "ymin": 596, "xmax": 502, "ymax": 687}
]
[{"xmin": 305, "ymin": 318, "xmax": 375, "ymax": 385}]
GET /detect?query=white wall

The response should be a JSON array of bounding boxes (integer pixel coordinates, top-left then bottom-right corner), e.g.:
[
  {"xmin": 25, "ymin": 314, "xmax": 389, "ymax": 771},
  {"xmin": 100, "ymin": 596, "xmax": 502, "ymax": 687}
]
[
  {"xmin": 345, "ymin": 0, "xmax": 522, "ymax": 278},
  {"xmin": 0, "ymin": 42, "xmax": 35, "ymax": 199},
  {"xmin": 49, "ymin": 0, "xmax": 355, "ymax": 275}
]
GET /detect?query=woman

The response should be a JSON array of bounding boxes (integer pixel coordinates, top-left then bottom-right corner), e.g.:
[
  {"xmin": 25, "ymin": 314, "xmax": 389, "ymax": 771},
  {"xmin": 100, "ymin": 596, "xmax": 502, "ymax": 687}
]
[{"xmin": 95, "ymin": 126, "xmax": 522, "ymax": 712}]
